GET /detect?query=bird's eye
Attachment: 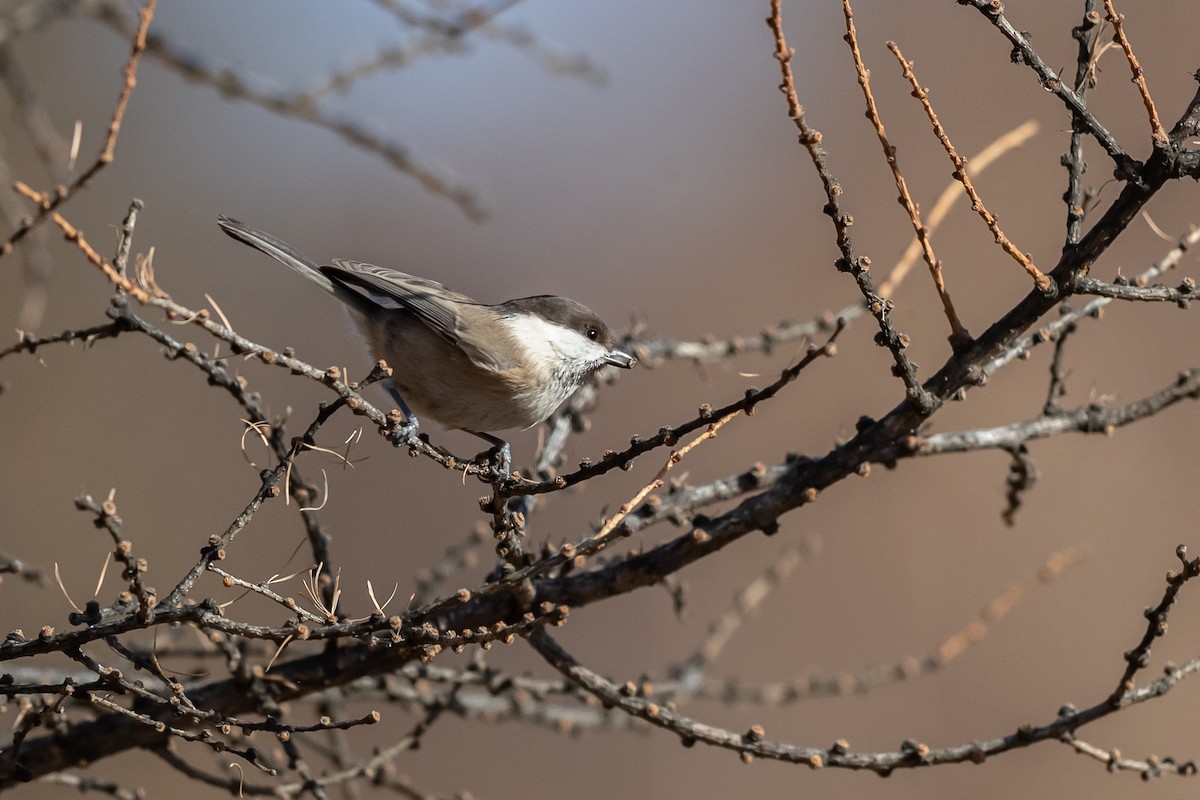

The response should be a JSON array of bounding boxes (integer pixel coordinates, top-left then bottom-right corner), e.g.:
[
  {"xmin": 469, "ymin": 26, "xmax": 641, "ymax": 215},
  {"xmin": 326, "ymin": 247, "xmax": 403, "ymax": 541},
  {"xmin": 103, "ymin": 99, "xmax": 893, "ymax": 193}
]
[{"xmin": 586, "ymin": 327, "xmax": 599, "ymax": 340}]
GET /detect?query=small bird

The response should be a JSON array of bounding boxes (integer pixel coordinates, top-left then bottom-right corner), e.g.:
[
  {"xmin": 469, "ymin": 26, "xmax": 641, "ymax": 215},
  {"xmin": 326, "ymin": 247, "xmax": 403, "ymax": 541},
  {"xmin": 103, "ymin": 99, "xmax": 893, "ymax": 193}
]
[{"xmin": 217, "ymin": 216, "xmax": 636, "ymax": 467}]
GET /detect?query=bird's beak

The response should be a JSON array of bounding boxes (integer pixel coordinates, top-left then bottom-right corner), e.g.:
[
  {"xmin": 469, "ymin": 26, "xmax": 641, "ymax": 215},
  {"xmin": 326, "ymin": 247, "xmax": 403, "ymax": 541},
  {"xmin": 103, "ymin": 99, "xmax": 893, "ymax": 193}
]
[{"xmin": 605, "ymin": 348, "xmax": 637, "ymax": 369}]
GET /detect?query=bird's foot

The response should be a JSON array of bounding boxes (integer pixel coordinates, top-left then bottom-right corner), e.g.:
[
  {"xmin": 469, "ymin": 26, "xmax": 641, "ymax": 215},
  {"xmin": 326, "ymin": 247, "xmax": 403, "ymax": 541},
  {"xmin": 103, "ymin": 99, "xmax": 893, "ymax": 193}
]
[
  {"xmin": 386, "ymin": 411, "xmax": 420, "ymax": 447},
  {"xmin": 474, "ymin": 441, "xmax": 512, "ymax": 481},
  {"xmin": 463, "ymin": 431, "xmax": 513, "ymax": 482}
]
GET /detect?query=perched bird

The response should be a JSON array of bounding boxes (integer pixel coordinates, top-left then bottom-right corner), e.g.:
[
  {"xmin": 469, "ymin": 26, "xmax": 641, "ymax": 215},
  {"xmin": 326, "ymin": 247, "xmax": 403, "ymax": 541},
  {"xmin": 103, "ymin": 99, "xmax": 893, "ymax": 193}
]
[{"xmin": 217, "ymin": 216, "xmax": 636, "ymax": 467}]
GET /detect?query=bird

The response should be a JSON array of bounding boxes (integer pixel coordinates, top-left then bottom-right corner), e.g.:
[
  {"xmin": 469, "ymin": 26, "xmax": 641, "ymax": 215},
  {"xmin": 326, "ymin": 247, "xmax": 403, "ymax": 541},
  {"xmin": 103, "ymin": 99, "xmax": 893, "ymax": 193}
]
[{"xmin": 216, "ymin": 216, "xmax": 636, "ymax": 470}]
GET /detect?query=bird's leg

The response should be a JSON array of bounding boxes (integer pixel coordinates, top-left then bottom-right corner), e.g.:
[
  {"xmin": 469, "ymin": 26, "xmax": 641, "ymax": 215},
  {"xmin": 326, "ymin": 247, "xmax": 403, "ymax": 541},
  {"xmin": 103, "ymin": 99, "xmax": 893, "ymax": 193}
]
[
  {"xmin": 467, "ymin": 430, "xmax": 511, "ymax": 479},
  {"xmin": 384, "ymin": 385, "xmax": 508, "ymax": 479},
  {"xmin": 386, "ymin": 385, "xmax": 420, "ymax": 444}
]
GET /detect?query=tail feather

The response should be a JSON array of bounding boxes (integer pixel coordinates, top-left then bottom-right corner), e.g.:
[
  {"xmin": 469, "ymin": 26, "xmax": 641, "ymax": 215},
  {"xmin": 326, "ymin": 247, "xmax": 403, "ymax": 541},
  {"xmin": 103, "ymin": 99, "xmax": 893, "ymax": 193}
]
[{"xmin": 217, "ymin": 215, "xmax": 335, "ymax": 294}]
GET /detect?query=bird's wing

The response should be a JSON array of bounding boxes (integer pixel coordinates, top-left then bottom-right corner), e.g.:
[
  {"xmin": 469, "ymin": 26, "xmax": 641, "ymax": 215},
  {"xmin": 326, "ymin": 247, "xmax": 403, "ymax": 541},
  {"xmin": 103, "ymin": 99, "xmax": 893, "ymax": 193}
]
[{"xmin": 321, "ymin": 259, "xmax": 512, "ymax": 372}]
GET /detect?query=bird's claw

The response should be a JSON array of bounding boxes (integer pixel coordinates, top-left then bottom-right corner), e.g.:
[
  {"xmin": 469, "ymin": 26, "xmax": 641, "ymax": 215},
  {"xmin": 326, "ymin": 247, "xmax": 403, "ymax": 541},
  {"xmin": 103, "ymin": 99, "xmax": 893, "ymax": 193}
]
[
  {"xmin": 485, "ymin": 441, "xmax": 512, "ymax": 480},
  {"xmin": 387, "ymin": 413, "xmax": 420, "ymax": 447}
]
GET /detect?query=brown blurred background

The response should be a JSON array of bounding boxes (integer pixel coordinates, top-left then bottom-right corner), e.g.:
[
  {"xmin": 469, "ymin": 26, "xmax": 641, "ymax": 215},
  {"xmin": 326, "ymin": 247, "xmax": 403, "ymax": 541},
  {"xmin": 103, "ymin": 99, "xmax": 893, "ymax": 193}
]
[{"xmin": 3, "ymin": 0, "xmax": 1200, "ymax": 797}]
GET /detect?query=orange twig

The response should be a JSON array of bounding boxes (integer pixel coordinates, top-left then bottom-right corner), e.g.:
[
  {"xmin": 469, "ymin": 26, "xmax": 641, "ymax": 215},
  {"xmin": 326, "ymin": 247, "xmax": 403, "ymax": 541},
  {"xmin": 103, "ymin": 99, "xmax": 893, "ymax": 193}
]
[
  {"xmin": 937, "ymin": 546, "xmax": 1088, "ymax": 663},
  {"xmin": 889, "ymin": 42, "xmax": 1051, "ymax": 294},
  {"xmin": 767, "ymin": 0, "xmax": 802, "ymax": 119},
  {"xmin": 842, "ymin": 0, "xmax": 969, "ymax": 347},
  {"xmin": 1102, "ymin": 0, "xmax": 1167, "ymax": 145},
  {"xmin": 1, "ymin": 0, "xmax": 156, "ymax": 259},
  {"xmin": 595, "ymin": 410, "xmax": 741, "ymax": 543},
  {"xmin": 768, "ymin": 0, "xmax": 931, "ymax": 408},
  {"xmin": 766, "ymin": 0, "xmax": 835, "ymax": 206},
  {"xmin": 880, "ymin": 120, "xmax": 1039, "ymax": 299},
  {"xmin": 14, "ymin": 183, "xmax": 151, "ymax": 304},
  {"xmin": 100, "ymin": 0, "xmax": 156, "ymax": 163}
]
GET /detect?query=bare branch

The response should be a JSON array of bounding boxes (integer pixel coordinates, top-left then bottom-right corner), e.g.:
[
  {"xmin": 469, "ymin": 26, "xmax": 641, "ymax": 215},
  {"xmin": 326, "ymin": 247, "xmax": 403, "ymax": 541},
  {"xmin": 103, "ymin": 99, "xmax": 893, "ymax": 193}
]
[
  {"xmin": 767, "ymin": 0, "xmax": 934, "ymax": 411},
  {"xmin": 918, "ymin": 368, "xmax": 1200, "ymax": 456},
  {"xmin": 0, "ymin": 0, "xmax": 155, "ymax": 259},
  {"xmin": 842, "ymin": 4, "xmax": 971, "ymax": 345},
  {"xmin": 1101, "ymin": 0, "xmax": 1167, "ymax": 145},
  {"xmin": 957, "ymin": 0, "xmax": 1139, "ymax": 180},
  {"xmin": 889, "ymin": 41, "xmax": 1049, "ymax": 293}
]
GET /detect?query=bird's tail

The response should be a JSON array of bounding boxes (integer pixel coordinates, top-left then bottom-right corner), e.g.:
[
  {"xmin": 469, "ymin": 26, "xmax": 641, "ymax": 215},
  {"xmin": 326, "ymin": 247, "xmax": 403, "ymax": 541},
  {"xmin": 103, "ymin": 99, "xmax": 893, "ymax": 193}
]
[{"xmin": 217, "ymin": 215, "xmax": 336, "ymax": 294}]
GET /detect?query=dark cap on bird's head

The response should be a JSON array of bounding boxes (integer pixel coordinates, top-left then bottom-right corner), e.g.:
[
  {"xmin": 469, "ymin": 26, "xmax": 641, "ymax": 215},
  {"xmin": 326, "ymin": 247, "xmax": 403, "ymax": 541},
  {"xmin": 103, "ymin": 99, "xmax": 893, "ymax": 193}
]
[{"xmin": 498, "ymin": 295, "xmax": 636, "ymax": 369}]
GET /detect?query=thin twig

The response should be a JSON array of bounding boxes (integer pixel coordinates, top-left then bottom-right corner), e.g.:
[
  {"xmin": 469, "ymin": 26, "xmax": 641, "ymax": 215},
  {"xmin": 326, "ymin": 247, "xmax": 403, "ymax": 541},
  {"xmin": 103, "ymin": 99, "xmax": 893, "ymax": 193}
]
[
  {"xmin": 0, "ymin": 0, "xmax": 156, "ymax": 259},
  {"xmin": 1042, "ymin": 319, "xmax": 1076, "ymax": 415},
  {"xmin": 916, "ymin": 368, "xmax": 1200, "ymax": 456},
  {"xmin": 879, "ymin": 120, "xmax": 1039, "ymax": 299},
  {"xmin": 1063, "ymin": 1, "xmax": 1101, "ymax": 248},
  {"xmin": 842, "ymin": 4, "xmax": 969, "ymax": 345},
  {"xmin": 207, "ymin": 565, "xmax": 327, "ymax": 625},
  {"xmin": 767, "ymin": 0, "xmax": 933, "ymax": 411},
  {"xmin": 1061, "ymin": 732, "xmax": 1196, "ymax": 779},
  {"xmin": 957, "ymin": 0, "xmax": 1138, "ymax": 179},
  {"xmin": 1001, "ymin": 445, "xmax": 1038, "ymax": 527},
  {"xmin": 672, "ymin": 543, "xmax": 811, "ymax": 686},
  {"xmin": 0, "ymin": 322, "xmax": 126, "ymax": 360},
  {"xmin": 1101, "ymin": 0, "xmax": 1167, "ymax": 145},
  {"xmin": 1106, "ymin": 545, "xmax": 1200, "ymax": 707},
  {"xmin": 984, "ymin": 225, "xmax": 1200, "ymax": 377},
  {"xmin": 889, "ymin": 41, "xmax": 1050, "ymax": 293}
]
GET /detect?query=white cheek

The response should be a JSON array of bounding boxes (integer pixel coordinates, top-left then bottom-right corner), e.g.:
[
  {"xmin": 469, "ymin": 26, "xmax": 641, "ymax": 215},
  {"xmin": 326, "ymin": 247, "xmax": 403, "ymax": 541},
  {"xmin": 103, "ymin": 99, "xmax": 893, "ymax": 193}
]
[
  {"xmin": 503, "ymin": 316, "xmax": 607, "ymax": 367},
  {"xmin": 549, "ymin": 327, "xmax": 607, "ymax": 363},
  {"xmin": 502, "ymin": 314, "xmax": 610, "ymax": 427},
  {"xmin": 503, "ymin": 315, "xmax": 560, "ymax": 367}
]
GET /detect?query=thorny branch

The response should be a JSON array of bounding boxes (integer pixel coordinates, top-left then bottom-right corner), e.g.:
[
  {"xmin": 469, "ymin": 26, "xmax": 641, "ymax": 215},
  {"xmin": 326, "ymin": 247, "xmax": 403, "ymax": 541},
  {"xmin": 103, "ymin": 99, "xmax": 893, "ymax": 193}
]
[{"xmin": 3, "ymin": 0, "xmax": 1200, "ymax": 793}]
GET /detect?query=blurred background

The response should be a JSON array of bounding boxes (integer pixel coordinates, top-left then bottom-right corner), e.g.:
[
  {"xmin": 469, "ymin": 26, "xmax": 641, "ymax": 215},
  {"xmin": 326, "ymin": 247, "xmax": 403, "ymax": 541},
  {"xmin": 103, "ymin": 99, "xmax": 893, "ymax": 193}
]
[{"xmin": 3, "ymin": 0, "xmax": 1200, "ymax": 797}]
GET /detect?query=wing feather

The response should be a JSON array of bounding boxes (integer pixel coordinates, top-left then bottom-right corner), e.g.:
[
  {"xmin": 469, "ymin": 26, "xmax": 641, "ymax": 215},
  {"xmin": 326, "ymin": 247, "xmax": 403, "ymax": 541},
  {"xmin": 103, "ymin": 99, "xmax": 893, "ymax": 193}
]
[{"xmin": 320, "ymin": 259, "xmax": 512, "ymax": 372}]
